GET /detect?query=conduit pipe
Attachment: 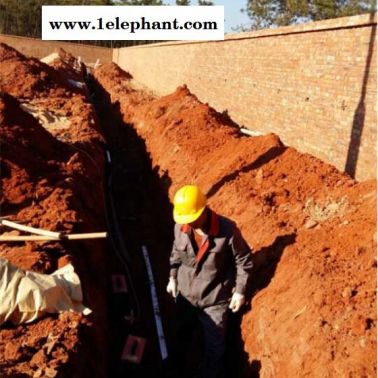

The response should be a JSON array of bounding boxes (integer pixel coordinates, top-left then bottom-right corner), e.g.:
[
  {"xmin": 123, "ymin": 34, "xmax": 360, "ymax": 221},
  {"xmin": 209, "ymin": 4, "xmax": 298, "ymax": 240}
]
[
  {"xmin": 106, "ymin": 150, "xmax": 112, "ymax": 163},
  {"xmin": 240, "ymin": 127, "xmax": 262, "ymax": 137},
  {"xmin": 142, "ymin": 245, "xmax": 168, "ymax": 362},
  {"xmin": 0, "ymin": 219, "xmax": 61, "ymax": 238},
  {"xmin": 0, "ymin": 232, "xmax": 107, "ymax": 242},
  {"xmin": 104, "ymin": 149, "xmax": 140, "ymax": 319}
]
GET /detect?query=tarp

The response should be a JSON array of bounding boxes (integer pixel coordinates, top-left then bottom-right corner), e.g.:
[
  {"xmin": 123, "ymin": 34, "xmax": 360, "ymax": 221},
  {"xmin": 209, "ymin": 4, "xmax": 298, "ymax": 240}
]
[{"xmin": 0, "ymin": 259, "xmax": 91, "ymax": 325}]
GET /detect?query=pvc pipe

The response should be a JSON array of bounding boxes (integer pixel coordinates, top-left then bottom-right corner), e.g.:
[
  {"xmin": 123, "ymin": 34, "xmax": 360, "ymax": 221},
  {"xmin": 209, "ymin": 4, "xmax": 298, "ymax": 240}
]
[
  {"xmin": 240, "ymin": 127, "xmax": 262, "ymax": 137},
  {"xmin": 63, "ymin": 232, "xmax": 107, "ymax": 240},
  {"xmin": 0, "ymin": 219, "xmax": 61, "ymax": 238},
  {"xmin": 0, "ymin": 232, "xmax": 107, "ymax": 242},
  {"xmin": 106, "ymin": 150, "xmax": 112, "ymax": 163},
  {"xmin": 142, "ymin": 245, "xmax": 168, "ymax": 361}
]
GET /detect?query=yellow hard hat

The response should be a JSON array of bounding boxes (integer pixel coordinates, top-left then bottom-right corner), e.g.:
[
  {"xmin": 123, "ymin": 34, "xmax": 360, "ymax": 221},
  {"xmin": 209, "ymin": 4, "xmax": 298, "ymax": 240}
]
[{"xmin": 173, "ymin": 185, "xmax": 207, "ymax": 225}]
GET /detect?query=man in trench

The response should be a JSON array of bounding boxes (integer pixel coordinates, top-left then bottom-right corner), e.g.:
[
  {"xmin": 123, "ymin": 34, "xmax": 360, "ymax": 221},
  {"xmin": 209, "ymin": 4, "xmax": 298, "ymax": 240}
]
[{"xmin": 167, "ymin": 185, "xmax": 253, "ymax": 378}]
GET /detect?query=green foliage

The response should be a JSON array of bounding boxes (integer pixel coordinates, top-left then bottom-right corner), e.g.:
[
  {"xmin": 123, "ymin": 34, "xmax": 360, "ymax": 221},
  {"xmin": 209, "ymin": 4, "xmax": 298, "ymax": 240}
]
[
  {"xmin": 0, "ymin": 0, "xmax": 113, "ymax": 37},
  {"xmin": 244, "ymin": 0, "xmax": 376, "ymax": 29},
  {"xmin": 175, "ymin": 0, "xmax": 213, "ymax": 5}
]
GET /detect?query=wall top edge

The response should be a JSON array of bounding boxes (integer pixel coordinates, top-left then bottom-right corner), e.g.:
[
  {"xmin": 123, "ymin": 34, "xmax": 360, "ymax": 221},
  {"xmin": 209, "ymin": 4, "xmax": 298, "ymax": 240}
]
[
  {"xmin": 117, "ymin": 12, "xmax": 377, "ymax": 51},
  {"xmin": 229, "ymin": 12, "xmax": 376, "ymax": 39},
  {"xmin": 0, "ymin": 34, "xmax": 112, "ymax": 51},
  {"xmin": 1, "ymin": 12, "xmax": 375, "ymax": 53}
]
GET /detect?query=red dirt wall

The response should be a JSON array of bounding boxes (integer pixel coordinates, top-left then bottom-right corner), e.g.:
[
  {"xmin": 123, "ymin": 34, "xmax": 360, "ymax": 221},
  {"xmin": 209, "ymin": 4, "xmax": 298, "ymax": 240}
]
[
  {"xmin": 0, "ymin": 44, "xmax": 107, "ymax": 377},
  {"xmin": 94, "ymin": 64, "xmax": 377, "ymax": 377}
]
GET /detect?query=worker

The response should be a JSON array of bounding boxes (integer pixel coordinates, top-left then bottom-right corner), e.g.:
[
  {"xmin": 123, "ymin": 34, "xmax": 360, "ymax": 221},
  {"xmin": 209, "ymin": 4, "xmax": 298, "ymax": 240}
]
[{"xmin": 167, "ymin": 185, "xmax": 253, "ymax": 378}]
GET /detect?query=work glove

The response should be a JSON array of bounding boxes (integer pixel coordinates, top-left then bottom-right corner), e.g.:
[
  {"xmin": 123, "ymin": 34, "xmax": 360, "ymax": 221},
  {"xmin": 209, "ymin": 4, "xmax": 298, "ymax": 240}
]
[
  {"xmin": 229, "ymin": 292, "xmax": 245, "ymax": 313},
  {"xmin": 166, "ymin": 277, "xmax": 178, "ymax": 298}
]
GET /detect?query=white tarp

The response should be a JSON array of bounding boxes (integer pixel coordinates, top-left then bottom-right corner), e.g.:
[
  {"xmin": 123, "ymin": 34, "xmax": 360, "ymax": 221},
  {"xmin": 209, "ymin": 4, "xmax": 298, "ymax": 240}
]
[{"xmin": 0, "ymin": 259, "xmax": 91, "ymax": 325}]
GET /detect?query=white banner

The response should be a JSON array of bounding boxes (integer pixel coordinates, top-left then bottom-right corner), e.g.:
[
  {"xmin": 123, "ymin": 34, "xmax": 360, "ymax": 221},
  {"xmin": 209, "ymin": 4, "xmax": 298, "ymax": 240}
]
[{"xmin": 42, "ymin": 5, "xmax": 224, "ymax": 41}]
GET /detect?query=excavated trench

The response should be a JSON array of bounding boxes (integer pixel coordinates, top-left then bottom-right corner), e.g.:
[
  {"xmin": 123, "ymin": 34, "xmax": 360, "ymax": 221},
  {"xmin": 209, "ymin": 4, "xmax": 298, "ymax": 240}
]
[
  {"xmin": 0, "ymin": 43, "xmax": 179, "ymax": 378},
  {"xmin": 90, "ymin": 76, "xmax": 252, "ymax": 378},
  {"xmin": 90, "ymin": 77, "xmax": 175, "ymax": 377},
  {"xmin": 0, "ymin": 43, "xmax": 250, "ymax": 378},
  {"xmin": 0, "ymin": 43, "xmax": 376, "ymax": 378},
  {"xmin": 93, "ymin": 63, "xmax": 376, "ymax": 378}
]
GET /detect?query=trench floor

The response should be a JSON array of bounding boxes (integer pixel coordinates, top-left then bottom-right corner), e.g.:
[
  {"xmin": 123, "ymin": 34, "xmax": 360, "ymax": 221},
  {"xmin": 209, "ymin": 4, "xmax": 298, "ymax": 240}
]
[{"xmin": 92, "ymin": 84, "xmax": 176, "ymax": 378}]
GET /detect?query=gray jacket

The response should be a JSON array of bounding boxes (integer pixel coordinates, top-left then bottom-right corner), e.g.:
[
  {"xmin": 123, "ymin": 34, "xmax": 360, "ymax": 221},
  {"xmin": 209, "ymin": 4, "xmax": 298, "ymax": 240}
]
[{"xmin": 169, "ymin": 210, "xmax": 253, "ymax": 308}]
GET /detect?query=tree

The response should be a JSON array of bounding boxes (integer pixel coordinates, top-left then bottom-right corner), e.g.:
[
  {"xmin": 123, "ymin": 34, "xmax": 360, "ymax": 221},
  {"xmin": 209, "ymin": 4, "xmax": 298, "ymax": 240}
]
[
  {"xmin": 244, "ymin": 0, "xmax": 376, "ymax": 29},
  {"xmin": 0, "ymin": 0, "xmax": 113, "ymax": 38},
  {"xmin": 176, "ymin": 1, "xmax": 213, "ymax": 5}
]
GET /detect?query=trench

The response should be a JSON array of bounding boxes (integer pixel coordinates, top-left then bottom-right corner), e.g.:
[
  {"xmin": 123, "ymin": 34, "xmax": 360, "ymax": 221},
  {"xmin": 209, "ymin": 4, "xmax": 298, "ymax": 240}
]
[
  {"xmin": 90, "ymin": 77, "xmax": 176, "ymax": 377},
  {"xmin": 1, "ymin": 42, "xmax": 375, "ymax": 378},
  {"xmin": 89, "ymin": 76, "xmax": 254, "ymax": 378}
]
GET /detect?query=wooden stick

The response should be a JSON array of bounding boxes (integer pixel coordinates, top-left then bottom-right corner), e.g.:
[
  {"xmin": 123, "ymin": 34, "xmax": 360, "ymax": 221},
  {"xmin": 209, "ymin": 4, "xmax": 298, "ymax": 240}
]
[
  {"xmin": 63, "ymin": 232, "xmax": 107, "ymax": 240},
  {"xmin": 0, "ymin": 219, "xmax": 61, "ymax": 238},
  {"xmin": 0, "ymin": 235, "xmax": 58, "ymax": 241},
  {"xmin": 0, "ymin": 232, "xmax": 107, "ymax": 242}
]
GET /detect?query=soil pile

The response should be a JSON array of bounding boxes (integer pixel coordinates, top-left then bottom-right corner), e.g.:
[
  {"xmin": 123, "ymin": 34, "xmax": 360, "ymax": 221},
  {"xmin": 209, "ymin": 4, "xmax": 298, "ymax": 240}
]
[
  {"xmin": 0, "ymin": 43, "xmax": 99, "ymax": 148},
  {"xmin": 0, "ymin": 44, "xmax": 107, "ymax": 377},
  {"xmin": 0, "ymin": 43, "xmax": 75, "ymax": 99},
  {"xmin": 49, "ymin": 48, "xmax": 87, "ymax": 83},
  {"xmin": 94, "ymin": 64, "xmax": 376, "ymax": 377}
]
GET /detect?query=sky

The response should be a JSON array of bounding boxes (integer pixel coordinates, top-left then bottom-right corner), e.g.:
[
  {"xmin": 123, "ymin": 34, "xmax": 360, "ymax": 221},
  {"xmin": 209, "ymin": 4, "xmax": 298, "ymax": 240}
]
[{"xmin": 164, "ymin": 0, "xmax": 251, "ymax": 33}]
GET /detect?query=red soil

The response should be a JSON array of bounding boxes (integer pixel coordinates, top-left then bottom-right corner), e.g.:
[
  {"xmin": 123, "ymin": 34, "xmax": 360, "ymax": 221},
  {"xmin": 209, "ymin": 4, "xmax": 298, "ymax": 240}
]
[
  {"xmin": 50, "ymin": 48, "xmax": 88, "ymax": 83},
  {"xmin": 0, "ymin": 44, "xmax": 107, "ymax": 377},
  {"xmin": 94, "ymin": 64, "xmax": 376, "ymax": 377}
]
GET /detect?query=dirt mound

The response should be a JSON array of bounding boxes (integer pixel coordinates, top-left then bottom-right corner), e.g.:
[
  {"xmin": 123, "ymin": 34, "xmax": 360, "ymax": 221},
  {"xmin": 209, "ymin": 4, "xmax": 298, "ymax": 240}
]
[
  {"xmin": 49, "ymin": 48, "xmax": 88, "ymax": 89},
  {"xmin": 94, "ymin": 64, "xmax": 376, "ymax": 377},
  {"xmin": 0, "ymin": 43, "xmax": 73, "ymax": 99},
  {"xmin": 0, "ymin": 47, "xmax": 107, "ymax": 377},
  {"xmin": 95, "ymin": 62, "xmax": 133, "ymax": 83},
  {"xmin": 94, "ymin": 63, "xmax": 154, "ymax": 120},
  {"xmin": 0, "ymin": 43, "xmax": 104, "ymax": 153},
  {"xmin": 242, "ymin": 180, "xmax": 376, "ymax": 377}
]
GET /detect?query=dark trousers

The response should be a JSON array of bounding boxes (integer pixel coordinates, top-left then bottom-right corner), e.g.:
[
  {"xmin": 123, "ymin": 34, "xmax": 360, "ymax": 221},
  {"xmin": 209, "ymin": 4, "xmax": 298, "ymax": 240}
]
[{"xmin": 171, "ymin": 294, "xmax": 229, "ymax": 378}]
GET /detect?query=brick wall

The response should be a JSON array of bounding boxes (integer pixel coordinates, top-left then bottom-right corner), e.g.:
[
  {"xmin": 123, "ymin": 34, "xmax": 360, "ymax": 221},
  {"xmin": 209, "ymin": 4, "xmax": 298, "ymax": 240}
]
[
  {"xmin": 114, "ymin": 13, "xmax": 377, "ymax": 181},
  {"xmin": 0, "ymin": 34, "xmax": 112, "ymax": 64}
]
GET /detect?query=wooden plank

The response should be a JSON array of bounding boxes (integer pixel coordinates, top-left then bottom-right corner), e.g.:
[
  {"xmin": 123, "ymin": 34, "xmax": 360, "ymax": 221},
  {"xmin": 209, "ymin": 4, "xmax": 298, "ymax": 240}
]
[{"xmin": 0, "ymin": 232, "xmax": 107, "ymax": 241}]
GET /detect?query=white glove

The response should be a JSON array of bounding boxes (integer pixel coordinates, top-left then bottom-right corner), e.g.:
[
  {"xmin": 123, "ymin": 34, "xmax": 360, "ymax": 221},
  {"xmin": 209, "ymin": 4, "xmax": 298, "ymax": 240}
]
[
  {"xmin": 166, "ymin": 277, "xmax": 178, "ymax": 298},
  {"xmin": 229, "ymin": 292, "xmax": 245, "ymax": 313}
]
